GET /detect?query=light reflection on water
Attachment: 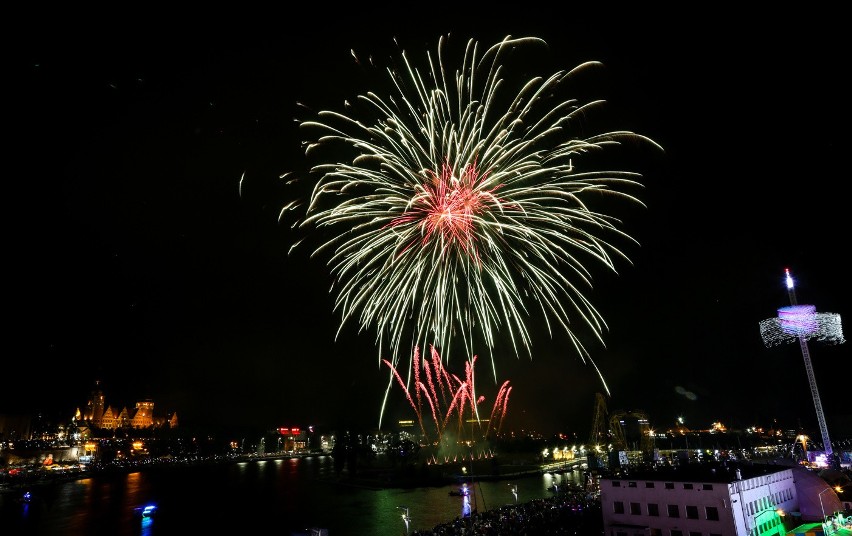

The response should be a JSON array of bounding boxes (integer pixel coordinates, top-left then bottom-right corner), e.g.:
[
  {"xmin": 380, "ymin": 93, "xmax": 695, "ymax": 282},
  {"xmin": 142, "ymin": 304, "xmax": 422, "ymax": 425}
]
[
  {"xmin": 0, "ymin": 456, "xmax": 584, "ymax": 535},
  {"xmin": 140, "ymin": 515, "xmax": 154, "ymax": 536}
]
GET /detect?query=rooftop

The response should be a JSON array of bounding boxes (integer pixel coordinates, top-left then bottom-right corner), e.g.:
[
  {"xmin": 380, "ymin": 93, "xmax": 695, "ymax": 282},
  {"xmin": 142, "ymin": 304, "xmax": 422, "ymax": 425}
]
[{"xmin": 604, "ymin": 461, "xmax": 792, "ymax": 484}]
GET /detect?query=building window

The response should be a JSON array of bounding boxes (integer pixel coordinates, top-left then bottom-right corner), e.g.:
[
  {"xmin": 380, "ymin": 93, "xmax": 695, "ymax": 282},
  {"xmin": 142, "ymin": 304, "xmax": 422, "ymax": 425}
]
[
  {"xmin": 648, "ymin": 503, "xmax": 660, "ymax": 516},
  {"xmin": 703, "ymin": 484, "xmax": 713, "ymax": 490},
  {"xmin": 616, "ymin": 532, "xmax": 627, "ymax": 536},
  {"xmin": 686, "ymin": 505, "xmax": 699, "ymax": 519},
  {"xmin": 614, "ymin": 501, "xmax": 625, "ymax": 514},
  {"xmin": 613, "ymin": 481, "xmax": 622, "ymax": 487},
  {"xmin": 650, "ymin": 530, "xmax": 662, "ymax": 536},
  {"xmin": 689, "ymin": 532, "xmax": 701, "ymax": 536},
  {"xmin": 631, "ymin": 502, "xmax": 641, "ymax": 515},
  {"xmin": 646, "ymin": 482, "xmax": 655, "ymax": 488},
  {"xmin": 706, "ymin": 506, "xmax": 720, "ymax": 521},
  {"xmin": 629, "ymin": 481, "xmax": 638, "ymax": 488},
  {"xmin": 684, "ymin": 483, "xmax": 694, "ymax": 490},
  {"xmin": 667, "ymin": 504, "xmax": 680, "ymax": 518},
  {"xmin": 665, "ymin": 482, "xmax": 675, "ymax": 490},
  {"xmin": 671, "ymin": 530, "xmax": 683, "ymax": 536}
]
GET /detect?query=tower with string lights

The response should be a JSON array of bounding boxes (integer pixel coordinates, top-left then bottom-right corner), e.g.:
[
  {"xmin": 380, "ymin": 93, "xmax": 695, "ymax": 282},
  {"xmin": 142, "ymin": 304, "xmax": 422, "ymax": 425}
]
[{"xmin": 758, "ymin": 269, "xmax": 844, "ymax": 462}]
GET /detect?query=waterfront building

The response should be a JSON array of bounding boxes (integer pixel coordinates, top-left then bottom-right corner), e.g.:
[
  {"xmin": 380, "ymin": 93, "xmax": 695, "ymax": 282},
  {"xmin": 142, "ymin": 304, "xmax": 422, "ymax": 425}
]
[
  {"xmin": 600, "ymin": 461, "xmax": 843, "ymax": 536},
  {"xmin": 74, "ymin": 380, "xmax": 177, "ymax": 432}
]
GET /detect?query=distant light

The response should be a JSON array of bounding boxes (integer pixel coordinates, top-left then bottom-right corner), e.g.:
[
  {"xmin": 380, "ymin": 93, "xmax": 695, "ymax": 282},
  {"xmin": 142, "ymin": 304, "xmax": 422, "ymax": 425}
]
[
  {"xmin": 135, "ymin": 504, "xmax": 158, "ymax": 519},
  {"xmin": 813, "ymin": 453, "xmax": 829, "ymax": 468},
  {"xmin": 785, "ymin": 268, "xmax": 794, "ymax": 290}
]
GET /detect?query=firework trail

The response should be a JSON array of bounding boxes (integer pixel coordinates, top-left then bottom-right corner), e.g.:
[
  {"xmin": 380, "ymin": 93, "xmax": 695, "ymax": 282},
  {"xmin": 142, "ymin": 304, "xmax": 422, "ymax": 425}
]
[
  {"xmin": 486, "ymin": 381, "xmax": 512, "ymax": 437},
  {"xmin": 286, "ymin": 34, "xmax": 660, "ymax": 422},
  {"xmin": 385, "ymin": 356, "xmax": 427, "ymax": 434},
  {"xmin": 384, "ymin": 346, "xmax": 511, "ymax": 446}
]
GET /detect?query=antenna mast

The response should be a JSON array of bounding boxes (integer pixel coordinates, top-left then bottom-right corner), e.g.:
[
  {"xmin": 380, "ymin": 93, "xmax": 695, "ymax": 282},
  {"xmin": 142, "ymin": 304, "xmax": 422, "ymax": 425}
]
[
  {"xmin": 760, "ymin": 269, "xmax": 844, "ymax": 460},
  {"xmin": 784, "ymin": 269, "xmax": 832, "ymax": 456}
]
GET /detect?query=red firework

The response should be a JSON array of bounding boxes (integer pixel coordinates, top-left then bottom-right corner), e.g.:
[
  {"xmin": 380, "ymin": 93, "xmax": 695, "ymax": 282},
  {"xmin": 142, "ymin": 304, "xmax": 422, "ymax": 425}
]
[
  {"xmin": 388, "ymin": 160, "xmax": 502, "ymax": 261},
  {"xmin": 383, "ymin": 345, "xmax": 512, "ymax": 444}
]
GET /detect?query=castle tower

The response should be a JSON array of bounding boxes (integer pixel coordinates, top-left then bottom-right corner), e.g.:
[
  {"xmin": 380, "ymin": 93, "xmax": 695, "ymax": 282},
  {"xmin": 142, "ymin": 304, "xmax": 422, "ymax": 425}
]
[{"xmin": 86, "ymin": 380, "xmax": 106, "ymax": 426}]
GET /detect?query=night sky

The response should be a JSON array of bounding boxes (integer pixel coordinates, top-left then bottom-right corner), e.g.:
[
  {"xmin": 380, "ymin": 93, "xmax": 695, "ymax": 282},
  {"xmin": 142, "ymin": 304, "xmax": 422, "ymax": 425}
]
[{"xmin": 7, "ymin": 12, "xmax": 849, "ymax": 439}]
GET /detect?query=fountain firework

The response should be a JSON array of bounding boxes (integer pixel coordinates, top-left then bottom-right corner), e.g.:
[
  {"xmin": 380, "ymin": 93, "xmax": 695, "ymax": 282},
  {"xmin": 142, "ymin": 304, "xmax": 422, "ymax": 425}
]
[{"xmin": 384, "ymin": 346, "xmax": 512, "ymax": 463}]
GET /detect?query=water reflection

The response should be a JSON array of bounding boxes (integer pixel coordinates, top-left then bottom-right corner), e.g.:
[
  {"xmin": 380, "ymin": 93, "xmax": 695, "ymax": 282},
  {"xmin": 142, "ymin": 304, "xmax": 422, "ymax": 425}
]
[
  {"xmin": 0, "ymin": 457, "xmax": 585, "ymax": 535},
  {"xmin": 139, "ymin": 515, "xmax": 153, "ymax": 536}
]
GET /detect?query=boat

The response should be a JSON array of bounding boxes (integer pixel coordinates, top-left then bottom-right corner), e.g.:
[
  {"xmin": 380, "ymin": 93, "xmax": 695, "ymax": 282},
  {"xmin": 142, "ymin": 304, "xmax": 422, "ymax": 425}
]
[{"xmin": 133, "ymin": 504, "xmax": 158, "ymax": 518}]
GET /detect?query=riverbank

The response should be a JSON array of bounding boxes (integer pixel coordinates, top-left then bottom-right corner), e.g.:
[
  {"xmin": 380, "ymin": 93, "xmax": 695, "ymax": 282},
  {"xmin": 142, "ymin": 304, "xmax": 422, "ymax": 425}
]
[
  {"xmin": 1, "ymin": 451, "xmax": 586, "ymax": 496},
  {"xmin": 0, "ymin": 451, "xmax": 310, "ymax": 494},
  {"xmin": 319, "ymin": 456, "xmax": 585, "ymax": 490}
]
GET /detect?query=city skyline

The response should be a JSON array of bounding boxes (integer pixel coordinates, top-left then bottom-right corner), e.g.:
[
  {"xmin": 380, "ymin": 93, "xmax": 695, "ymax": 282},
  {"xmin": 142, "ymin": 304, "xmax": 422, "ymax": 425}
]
[
  {"xmin": 6, "ymin": 12, "xmax": 849, "ymax": 438},
  {"xmin": 9, "ymin": 372, "xmax": 846, "ymax": 439}
]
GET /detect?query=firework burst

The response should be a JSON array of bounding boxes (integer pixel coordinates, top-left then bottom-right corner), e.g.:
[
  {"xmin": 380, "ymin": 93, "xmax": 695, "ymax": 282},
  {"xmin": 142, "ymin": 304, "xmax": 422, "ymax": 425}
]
[{"xmin": 285, "ymin": 34, "xmax": 660, "ymax": 388}]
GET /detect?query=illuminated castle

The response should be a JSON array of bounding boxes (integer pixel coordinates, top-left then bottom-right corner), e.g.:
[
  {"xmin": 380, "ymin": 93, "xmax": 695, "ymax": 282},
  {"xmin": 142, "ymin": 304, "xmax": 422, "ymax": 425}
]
[{"xmin": 74, "ymin": 380, "xmax": 178, "ymax": 430}]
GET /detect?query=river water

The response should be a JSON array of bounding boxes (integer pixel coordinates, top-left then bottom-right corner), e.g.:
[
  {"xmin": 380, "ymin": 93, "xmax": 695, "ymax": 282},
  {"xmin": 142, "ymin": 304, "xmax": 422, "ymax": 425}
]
[{"xmin": 0, "ymin": 455, "xmax": 587, "ymax": 535}]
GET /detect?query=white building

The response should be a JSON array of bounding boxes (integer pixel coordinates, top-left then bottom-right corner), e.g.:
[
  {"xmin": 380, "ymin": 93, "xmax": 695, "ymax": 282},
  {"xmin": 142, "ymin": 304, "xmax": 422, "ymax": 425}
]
[{"xmin": 601, "ymin": 462, "xmax": 799, "ymax": 536}]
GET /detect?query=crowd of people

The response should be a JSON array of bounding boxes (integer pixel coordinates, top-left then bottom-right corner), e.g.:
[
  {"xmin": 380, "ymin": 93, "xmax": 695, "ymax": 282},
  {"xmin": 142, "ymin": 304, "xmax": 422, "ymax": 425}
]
[{"xmin": 412, "ymin": 489, "xmax": 602, "ymax": 535}]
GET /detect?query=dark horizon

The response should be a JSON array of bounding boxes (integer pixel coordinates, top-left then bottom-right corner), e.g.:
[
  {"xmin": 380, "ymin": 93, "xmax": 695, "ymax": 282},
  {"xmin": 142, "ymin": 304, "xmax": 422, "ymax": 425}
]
[{"xmin": 6, "ymin": 12, "xmax": 849, "ymax": 440}]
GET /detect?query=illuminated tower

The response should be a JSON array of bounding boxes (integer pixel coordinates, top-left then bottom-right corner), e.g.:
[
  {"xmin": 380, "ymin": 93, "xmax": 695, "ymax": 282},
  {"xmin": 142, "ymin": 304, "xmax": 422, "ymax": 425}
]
[
  {"xmin": 759, "ymin": 269, "xmax": 844, "ymax": 457},
  {"xmin": 86, "ymin": 380, "xmax": 106, "ymax": 426}
]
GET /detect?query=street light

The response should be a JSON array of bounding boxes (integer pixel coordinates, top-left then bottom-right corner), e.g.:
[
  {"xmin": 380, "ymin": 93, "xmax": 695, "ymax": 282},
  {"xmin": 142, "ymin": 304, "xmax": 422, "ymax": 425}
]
[
  {"xmin": 796, "ymin": 435, "xmax": 810, "ymax": 462},
  {"xmin": 509, "ymin": 483, "xmax": 518, "ymax": 504},
  {"xmin": 397, "ymin": 506, "xmax": 411, "ymax": 535}
]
